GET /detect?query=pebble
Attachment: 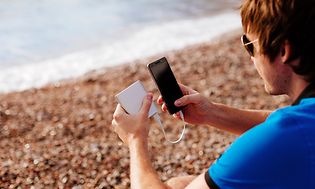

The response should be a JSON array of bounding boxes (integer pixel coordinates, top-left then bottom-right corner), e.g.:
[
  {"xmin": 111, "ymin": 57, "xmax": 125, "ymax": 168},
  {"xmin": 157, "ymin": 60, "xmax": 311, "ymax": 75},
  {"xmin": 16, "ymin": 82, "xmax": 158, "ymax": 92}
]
[{"xmin": 0, "ymin": 33, "xmax": 290, "ymax": 188}]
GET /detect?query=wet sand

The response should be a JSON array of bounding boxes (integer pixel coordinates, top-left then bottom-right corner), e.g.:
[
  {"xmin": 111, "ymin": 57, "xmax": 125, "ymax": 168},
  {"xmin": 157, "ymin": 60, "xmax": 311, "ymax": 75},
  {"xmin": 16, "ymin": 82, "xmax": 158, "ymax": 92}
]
[{"xmin": 0, "ymin": 31, "xmax": 290, "ymax": 188}]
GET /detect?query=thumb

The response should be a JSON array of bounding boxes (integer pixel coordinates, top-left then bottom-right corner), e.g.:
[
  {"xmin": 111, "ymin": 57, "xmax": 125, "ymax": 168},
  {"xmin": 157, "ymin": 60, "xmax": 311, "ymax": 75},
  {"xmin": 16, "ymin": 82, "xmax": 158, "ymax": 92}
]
[
  {"xmin": 174, "ymin": 94, "xmax": 200, "ymax": 106},
  {"xmin": 139, "ymin": 93, "xmax": 153, "ymax": 117}
]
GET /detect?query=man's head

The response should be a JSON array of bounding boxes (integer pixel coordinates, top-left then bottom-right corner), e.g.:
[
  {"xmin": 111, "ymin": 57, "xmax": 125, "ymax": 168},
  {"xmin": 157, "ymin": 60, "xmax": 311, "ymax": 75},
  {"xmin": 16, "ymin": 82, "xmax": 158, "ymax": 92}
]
[{"xmin": 240, "ymin": 0, "xmax": 315, "ymax": 89}]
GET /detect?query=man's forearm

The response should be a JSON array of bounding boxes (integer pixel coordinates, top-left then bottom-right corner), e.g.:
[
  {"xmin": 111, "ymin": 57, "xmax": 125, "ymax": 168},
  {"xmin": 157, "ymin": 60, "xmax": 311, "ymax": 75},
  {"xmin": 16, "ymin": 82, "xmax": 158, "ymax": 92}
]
[
  {"xmin": 207, "ymin": 103, "xmax": 272, "ymax": 135},
  {"xmin": 129, "ymin": 138, "xmax": 168, "ymax": 189}
]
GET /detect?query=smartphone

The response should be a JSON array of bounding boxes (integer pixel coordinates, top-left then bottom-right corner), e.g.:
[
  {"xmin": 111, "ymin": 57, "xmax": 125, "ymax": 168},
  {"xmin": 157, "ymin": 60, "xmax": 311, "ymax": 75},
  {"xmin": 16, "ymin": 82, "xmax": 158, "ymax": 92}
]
[{"xmin": 147, "ymin": 57, "xmax": 184, "ymax": 114}]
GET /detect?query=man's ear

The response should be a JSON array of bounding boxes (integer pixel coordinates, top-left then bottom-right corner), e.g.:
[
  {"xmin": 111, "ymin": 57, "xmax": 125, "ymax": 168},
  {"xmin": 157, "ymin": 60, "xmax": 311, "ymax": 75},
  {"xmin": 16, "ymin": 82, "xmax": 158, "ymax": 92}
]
[{"xmin": 281, "ymin": 40, "xmax": 293, "ymax": 64}]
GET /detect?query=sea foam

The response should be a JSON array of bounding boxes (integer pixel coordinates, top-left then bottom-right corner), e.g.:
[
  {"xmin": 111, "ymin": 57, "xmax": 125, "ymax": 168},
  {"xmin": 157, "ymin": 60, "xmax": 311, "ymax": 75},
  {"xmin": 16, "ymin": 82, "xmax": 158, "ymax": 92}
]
[{"xmin": 0, "ymin": 12, "xmax": 241, "ymax": 94}]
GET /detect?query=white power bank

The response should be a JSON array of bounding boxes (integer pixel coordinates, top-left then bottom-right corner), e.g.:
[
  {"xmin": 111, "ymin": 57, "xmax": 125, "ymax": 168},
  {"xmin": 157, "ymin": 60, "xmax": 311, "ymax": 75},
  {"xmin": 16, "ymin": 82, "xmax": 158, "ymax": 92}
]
[{"xmin": 115, "ymin": 80, "xmax": 158, "ymax": 117}]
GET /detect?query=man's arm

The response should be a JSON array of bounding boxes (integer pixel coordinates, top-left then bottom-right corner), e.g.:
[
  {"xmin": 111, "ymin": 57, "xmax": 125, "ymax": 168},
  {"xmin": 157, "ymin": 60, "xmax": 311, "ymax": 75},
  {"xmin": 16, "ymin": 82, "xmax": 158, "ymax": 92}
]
[
  {"xmin": 207, "ymin": 103, "xmax": 272, "ymax": 135},
  {"xmin": 129, "ymin": 137, "xmax": 210, "ymax": 189},
  {"xmin": 129, "ymin": 137, "xmax": 168, "ymax": 189},
  {"xmin": 112, "ymin": 94, "xmax": 169, "ymax": 189},
  {"xmin": 158, "ymin": 84, "xmax": 273, "ymax": 135},
  {"xmin": 112, "ymin": 94, "xmax": 210, "ymax": 189}
]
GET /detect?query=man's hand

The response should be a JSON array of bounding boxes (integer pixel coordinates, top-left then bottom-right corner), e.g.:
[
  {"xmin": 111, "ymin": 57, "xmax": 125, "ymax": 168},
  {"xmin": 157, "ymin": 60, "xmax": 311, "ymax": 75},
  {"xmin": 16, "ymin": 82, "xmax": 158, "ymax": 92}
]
[
  {"xmin": 157, "ymin": 84, "xmax": 215, "ymax": 125},
  {"xmin": 112, "ymin": 93, "xmax": 153, "ymax": 145}
]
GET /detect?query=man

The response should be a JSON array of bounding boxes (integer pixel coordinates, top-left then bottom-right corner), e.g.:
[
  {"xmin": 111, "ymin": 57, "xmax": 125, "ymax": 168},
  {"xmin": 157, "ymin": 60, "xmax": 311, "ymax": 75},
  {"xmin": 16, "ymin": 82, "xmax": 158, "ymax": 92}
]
[{"xmin": 111, "ymin": 0, "xmax": 315, "ymax": 188}]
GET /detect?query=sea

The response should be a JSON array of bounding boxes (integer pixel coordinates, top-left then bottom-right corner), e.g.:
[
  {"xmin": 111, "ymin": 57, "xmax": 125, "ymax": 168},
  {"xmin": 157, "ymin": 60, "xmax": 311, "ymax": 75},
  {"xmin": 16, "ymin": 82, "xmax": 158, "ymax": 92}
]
[{"xmin": 0, "ymin": 0, "xmax": 241, "ymax": 94}]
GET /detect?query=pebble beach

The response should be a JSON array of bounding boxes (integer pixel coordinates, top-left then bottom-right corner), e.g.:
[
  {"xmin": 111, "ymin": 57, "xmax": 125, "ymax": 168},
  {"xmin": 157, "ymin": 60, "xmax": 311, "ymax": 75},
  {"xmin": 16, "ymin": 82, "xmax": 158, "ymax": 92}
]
[{"xmin": 0, "ymin": 32, "xmax": 290, "ymax": 188}]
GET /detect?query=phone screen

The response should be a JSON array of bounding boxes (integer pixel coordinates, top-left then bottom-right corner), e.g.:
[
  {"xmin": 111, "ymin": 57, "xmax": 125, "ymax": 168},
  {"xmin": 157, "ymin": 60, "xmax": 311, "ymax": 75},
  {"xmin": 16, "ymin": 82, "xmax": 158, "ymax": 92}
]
[{"xmin": 147, "ymin": 57, "xmax": 184, "ymax": 114}]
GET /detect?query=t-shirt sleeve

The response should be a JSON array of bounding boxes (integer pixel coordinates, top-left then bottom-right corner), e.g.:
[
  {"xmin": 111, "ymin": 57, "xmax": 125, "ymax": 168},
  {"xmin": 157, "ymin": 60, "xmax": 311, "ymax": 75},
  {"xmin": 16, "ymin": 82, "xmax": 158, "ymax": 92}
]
[{"xmin": 208, "ymin": 111, "xmax": 308, "ymax": 189}]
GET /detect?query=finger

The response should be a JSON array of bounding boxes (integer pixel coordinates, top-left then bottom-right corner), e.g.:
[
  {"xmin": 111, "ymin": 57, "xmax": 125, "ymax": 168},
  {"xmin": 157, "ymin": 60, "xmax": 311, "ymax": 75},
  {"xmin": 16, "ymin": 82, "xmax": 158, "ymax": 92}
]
[
  {"xmin": 175, "ymin": 112, "xmax": 180, "ymax": 117},
  {"xmin": 139, "ymin": 93, "xmax": 153, "ymax": 117},
  {"xmin": 174, "ymin": 93, "xmax": 200, "ymax": 107},
  {"xmin": 178, "ymin": 83, "xmax": 189, "ymax": 95},
  {"xmin": 113, "ymin": 104, "xmax": 128, "ymax": 121},
  {"xmin": 157, "ymin": 96, "xmax": 164, "ymax": 104},
  {"xmin": 172, "ymin": 113, "xmax": 181, "ymax": 120},
  {"xmin": 178, "ymin": 83, "xmax": 197, "ymax": 95},
  {"xmin": 161, "ymin": 103, "xmax": 167, "ymax": 112}
]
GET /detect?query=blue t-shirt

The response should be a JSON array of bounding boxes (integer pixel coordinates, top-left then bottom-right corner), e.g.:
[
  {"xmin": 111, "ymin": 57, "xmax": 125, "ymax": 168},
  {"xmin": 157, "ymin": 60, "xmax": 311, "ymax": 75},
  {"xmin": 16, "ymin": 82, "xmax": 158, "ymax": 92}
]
[{"xmin": 208, "ymin": 98, "xmax": 315, "ymax": 189}]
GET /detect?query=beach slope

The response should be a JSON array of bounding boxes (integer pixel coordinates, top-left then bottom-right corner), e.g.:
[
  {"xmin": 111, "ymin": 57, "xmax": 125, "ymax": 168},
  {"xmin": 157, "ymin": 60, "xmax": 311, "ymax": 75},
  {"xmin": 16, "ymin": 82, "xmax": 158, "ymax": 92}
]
[{"xmin": 0, "ymin": 33, "xmax": 289, "ymax": 188}]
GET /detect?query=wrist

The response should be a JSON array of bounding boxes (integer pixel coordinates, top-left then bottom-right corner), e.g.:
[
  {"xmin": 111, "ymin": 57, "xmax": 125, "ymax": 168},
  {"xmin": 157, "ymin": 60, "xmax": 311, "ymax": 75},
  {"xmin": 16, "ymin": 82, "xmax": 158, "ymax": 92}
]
[
  {"xmin": 128, "ymin": 134, "xmax": 148, "ymax": 148},
  {"xmin": 203, "ymin": 102, "xmax": 223, "ymax": 125}
]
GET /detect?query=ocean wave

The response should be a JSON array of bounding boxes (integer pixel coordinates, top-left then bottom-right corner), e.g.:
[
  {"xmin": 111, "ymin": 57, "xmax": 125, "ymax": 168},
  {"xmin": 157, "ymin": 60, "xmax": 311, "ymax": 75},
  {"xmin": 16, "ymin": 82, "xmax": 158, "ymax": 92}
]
[{"xmin": 0, "ymin": 11, "xmax": 240, "ymax": 94}]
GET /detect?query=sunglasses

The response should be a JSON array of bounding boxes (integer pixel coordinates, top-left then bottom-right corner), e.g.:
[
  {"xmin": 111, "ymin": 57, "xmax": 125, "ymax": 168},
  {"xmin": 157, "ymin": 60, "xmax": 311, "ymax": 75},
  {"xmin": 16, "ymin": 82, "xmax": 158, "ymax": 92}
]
[{"xmin": 241, "ymin": 34, "xmax": 258, "ymax": 57}]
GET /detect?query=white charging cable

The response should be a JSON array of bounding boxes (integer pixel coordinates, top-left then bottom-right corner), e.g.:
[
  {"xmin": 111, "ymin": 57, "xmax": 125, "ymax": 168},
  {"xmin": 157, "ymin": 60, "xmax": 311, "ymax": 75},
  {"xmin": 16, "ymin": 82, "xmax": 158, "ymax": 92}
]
[{"xmin": 153, "ymin": 111, "xmax": 186, "ymax": 144}]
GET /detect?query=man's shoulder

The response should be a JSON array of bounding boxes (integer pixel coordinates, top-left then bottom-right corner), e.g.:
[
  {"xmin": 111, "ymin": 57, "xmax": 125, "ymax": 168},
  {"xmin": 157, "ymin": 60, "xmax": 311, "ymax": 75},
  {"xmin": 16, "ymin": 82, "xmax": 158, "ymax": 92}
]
[
  {"xmin": 266, "ymin": 97, "xmax": 315, "ymax": 127},
  {"xmin": 208, "ymin": 98, "xmax": 315, "ymax": 189}
]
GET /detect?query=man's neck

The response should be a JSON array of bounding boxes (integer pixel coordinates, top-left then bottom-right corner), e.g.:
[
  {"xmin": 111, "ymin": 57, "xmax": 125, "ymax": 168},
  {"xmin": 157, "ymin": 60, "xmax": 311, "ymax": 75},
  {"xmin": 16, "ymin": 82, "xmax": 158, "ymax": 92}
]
[{"xmin": 287, "ymin": 74, "xmax": 310, "ymax": 102}]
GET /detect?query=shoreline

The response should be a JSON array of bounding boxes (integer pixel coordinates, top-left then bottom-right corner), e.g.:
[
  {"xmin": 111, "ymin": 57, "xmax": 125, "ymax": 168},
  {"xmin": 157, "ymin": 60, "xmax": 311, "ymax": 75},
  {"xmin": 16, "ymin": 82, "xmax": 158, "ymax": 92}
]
[
  {"xmin": 0, "ymin": 32, "xmax": 290, "ymax": 188},
  {"xmin": 0, "ymin": 12, "xmax": 241, "ymax": 94}
]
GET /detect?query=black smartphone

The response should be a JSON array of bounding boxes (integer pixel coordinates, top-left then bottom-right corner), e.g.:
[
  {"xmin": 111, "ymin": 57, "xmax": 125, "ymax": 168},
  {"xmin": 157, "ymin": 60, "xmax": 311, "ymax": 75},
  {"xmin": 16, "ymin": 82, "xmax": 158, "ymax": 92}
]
[{"xmin": 147, "ymin": 57, "xmax": 184, "ymax": 114}]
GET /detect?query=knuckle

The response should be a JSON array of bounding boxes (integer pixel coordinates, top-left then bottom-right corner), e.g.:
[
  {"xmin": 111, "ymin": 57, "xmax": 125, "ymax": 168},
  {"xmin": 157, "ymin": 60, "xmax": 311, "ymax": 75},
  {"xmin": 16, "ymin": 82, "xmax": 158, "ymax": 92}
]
[{"xmin": 182, "ymin": 96, "xmax": 189, "ymax": 102}]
